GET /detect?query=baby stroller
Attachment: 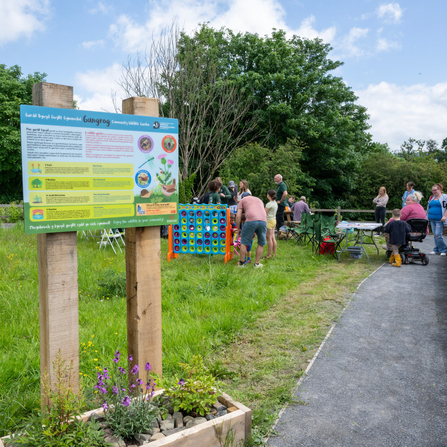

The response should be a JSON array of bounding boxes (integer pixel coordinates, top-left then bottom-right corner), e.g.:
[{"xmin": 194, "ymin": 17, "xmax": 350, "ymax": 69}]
[{"xmin": 386, "ymin": 218, "xmax": 429, "ymax": 265}]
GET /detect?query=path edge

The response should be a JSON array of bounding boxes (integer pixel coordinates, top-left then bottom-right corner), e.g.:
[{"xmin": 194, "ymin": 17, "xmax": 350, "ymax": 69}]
[{"xmin": 265, "ymin": 262, "xmax": 385, "ymax": 443}]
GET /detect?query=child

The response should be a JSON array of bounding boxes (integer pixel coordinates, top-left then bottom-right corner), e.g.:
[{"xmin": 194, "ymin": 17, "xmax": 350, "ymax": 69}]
[
  {"xmin": 264, "ymin": 189, "xmax": 278, "ymax": 258},
  {"xmin": 207, "ymin": 181, "xmax": 221, "ymax": 205},
  {"xmin": 382, "ymin": 209, "xmax": 411, "ymax": 267},
  {"xmin": 240, "ymin": 212, "xmax": 253, "ymax": 264}
]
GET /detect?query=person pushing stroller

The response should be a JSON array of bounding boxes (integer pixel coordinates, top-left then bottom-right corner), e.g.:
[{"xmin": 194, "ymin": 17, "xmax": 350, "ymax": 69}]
[{"xmin": 382, "ymin": 209, "xmax": 412, "ymax": 267}]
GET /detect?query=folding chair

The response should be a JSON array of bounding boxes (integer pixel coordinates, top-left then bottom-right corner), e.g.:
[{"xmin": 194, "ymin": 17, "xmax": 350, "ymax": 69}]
[
  {"xmin": 98, "ymin": 229, "xmax": 125, "ymax": 254},
  {"xmin": 317, "ymin": 215, "xmax": 344, "ymax": 258},
  {"xmin": 292, "ymin": 213, "xmax": 314, "ymax": 245}
]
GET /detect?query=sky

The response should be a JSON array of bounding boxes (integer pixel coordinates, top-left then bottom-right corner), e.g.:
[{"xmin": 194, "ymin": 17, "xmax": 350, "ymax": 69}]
[{"xmin": 1, "ymin": 0, "xmax": 446, "ymax": 151}]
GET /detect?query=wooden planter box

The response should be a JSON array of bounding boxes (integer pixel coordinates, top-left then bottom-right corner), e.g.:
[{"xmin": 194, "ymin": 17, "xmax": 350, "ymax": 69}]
[{"xmin": 1, "ymin": 391, "xmax": 251, "ymax": 447}]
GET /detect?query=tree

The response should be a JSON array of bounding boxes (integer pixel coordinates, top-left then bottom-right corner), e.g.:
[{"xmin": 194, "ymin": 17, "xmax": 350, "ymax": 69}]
[
  {"xmin": 118, "ymin": 24, "xmax": 259, "ymax": 197},
  {"xmin": 0, "ymin": 65, "xmax": 47, "ymax": 202},
  {"xmin": 179, "ymin": 26, "xmax": 372, "ymax": 206},
  {"xmin": 219, "ymin": 138, "xmax": 312, "ymax": 203}
]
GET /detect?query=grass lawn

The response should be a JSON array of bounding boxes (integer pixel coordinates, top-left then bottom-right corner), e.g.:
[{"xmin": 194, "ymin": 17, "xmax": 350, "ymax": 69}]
[{"xmin": 0, "ymin": 223, "xmax": 385, "ymax": 442}]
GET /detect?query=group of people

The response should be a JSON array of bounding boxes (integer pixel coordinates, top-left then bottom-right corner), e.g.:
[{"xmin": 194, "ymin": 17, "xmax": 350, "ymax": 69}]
[
  {"xmin": 372, "ymin": 181, "xmax": 447, "ymax": 266},
  {"xmin": 202, "ymin": 174, "xmax": 311, "ymax": 268}
]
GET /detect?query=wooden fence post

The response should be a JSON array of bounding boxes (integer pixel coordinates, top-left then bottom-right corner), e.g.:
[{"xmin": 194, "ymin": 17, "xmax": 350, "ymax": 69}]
[
  {"xmin": 123, "ymin": 98, "xmax": 163, "ymax": 381},
  {"xmin": 337, "ymin": 206, "xmax": 341, "ymax": 222},
  {"xmin": 33, "ymin": 83, "xmax": 79, "ymax": 406}
]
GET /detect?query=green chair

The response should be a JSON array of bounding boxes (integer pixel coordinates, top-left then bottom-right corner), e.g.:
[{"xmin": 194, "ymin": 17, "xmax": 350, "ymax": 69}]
[{"xmin": 292, "ymin": 213, "xmax": 314, "ymax": 245}]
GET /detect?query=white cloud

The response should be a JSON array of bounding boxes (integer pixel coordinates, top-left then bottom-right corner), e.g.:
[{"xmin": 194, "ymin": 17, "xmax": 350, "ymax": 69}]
[
  {"xmin": 293, "ymin": 15, "xmax": 336, "ymax": 42},
  {"xmin": 356, "ymin": 82, "xmax": 447, "ymax": 150},
  {"xmin": 108, "ymin": 0, "xmax": 336, "ymax": 53},
  {"xmin": 81, "ymin": 39, "xmax": 105, "ymax": 49},
  {"xmin": 376, "ymin": 3, "xmax": 403, "ymax": 24},
  {"xmin": 0, "ymin": 0, "xmax": 50, "ymax": 45},
  {"xmin": 338, "ymin": 27, "xmax": 369, "ymax": 58},
  {"xmin": 89, "ymin": 2, "xmax": 110, "ymax": 14},
  {"xmin": 376, "ymin": 37, "xmax": 401, "ymax": 52},
  {"xmin": 75, "ymin": 63, "xmax": 124, "ymax": 112}
]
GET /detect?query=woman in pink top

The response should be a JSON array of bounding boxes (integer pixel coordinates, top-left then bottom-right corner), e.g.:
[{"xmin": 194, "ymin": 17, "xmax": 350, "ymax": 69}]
[
  {"xmin": 401, "ymin": 192, "xmax": 427, "ymax": 221},
  {"xmin": 383, "ymin": 192, "xmax": 427, "ymax": 250}
]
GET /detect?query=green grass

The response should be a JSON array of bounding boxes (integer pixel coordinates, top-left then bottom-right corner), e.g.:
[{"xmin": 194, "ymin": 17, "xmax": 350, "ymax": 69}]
[{"xmin": 0, "ymin": 223, "xmax": 385, "ymax": 440}]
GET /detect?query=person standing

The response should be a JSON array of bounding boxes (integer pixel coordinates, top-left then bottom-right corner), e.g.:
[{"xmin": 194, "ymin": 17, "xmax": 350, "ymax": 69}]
[
  {"xmin": 237, "ymin": 180, "xmax": 251, "ymax": 202},
  {"xmin": 207, "ymin": 181, "xmax": 221, "ymax": 205},
  {"xmin": 236, "ymin": 193, "xmax": 267, "ymax": 268},
  {"xmin": 426, "ymin": 183, "xmax": 447, "ymax": 256},
  {"xmin": 402, "ymin": 181, "xmax": 415, "ymax": 207},
  {"xmin": 291, "ymin": 196, "xmax": 310, "ymax": 222},
  {"xmin": 274, "ymin": 174, "xmax": 288, "ymax": 230},
  {"xmin": 264, "ymin": 189, "xmax": 278, "ymax": 258},
  {"xmin": 215, "ymin": 177, "xmax": 231, "ymax": 205},
  {"xmin": 373, "ymin": 186, "xmax": 389, "ymax": 235},
  {"xmin": 227, "ymin": 181, "xmax": 238, "ymax": 206}
]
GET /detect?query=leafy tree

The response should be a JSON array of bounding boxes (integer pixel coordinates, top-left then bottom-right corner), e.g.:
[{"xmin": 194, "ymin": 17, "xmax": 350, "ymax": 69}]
[
  {"xmin": 351, "ymin": 151, "xmax": 447, "ymax": 211},
  {"xmin": 219, "ymin": 138, "xmax": 312, "ymax": 203},
  {"xmin": 0, "ymin": 65, "xmax": 46, "ymax": 202},
  {"xmin": 180, "ymin": 26, "xmax": 372, "ymax": 206}
]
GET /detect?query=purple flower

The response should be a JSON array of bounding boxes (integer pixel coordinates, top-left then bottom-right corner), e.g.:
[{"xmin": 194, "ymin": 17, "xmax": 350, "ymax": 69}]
[
  {"xmin": 112, "ymin": 386, "xmax": 119, "ymax": 395},
  {"xmin": 178, "ymin": 379, "xmax": 185, "ymax": 386},
  {"xmin": 157, "ymin": 154, "xmax": 166, "ymax": 159},
  {"xmin": 145, "ymin": 362, "xmax": 151, "ymax": 371},
  {"xmin": 136, "ymin": 378, "xmax": 143, "ymax": 386},
  {"xmin": 130, "ymin": 383, "xmax": 136, "ymax": 389},
  {"xmin": 118, "ymin": 367, "xmax": 126, "ymax": 374},
  {"xmin": 145, "ymin": 382, "xmax": 151, "ymax": 390},
  {"xmin": 115, "ymin": 351, "xmax": 121, "ymax": 357},
  {"xmin": 102, "ymin": 401, "xmax": 108, "ymax": 411},
  {"xmin": 146, "ymin": 395, "xmax": 150, "ymax": 401},
  {"xmin": 128, "ymin": 355, "xmax": 133, "ymax": 362},
  {"xmin": 122, "ymin": 396, "xmax": 131, "ymax": 407},
  {"xmin": 100, "ymin": 387, "xmax": 107, "ymax": 394},
  {"xmin": 150, "ymin": 391, "xmax": 154, "ymax": 398},
  {"xmin": 131, "ymin": 365, "xmax": 139, "ymax": 375},
  {"xmin": 167, "ymin": 160, "xmax": 174, "ymax": 165}
]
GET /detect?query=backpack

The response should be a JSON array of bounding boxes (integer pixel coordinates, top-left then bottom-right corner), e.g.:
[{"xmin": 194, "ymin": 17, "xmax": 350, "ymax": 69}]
[{"xmin": 199, "ymin": 192, "xmax": 210, "ymax": 204}]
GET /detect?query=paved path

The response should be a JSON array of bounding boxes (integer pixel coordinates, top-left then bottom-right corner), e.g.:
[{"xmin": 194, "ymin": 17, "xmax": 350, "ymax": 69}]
[{"xmin": 268, "ymin": 236, "xmax": 447, "ymax": 447}]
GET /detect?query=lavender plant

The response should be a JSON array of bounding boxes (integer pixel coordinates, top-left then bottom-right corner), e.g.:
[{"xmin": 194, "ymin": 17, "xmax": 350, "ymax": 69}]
[{"xmin": 95, "ymin": 352, "xmax": 158, "ymax": 440}]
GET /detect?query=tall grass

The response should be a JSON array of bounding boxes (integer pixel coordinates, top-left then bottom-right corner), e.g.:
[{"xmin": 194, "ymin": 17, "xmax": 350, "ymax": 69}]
[{"xmin": 0, "ymin": 223, "xmax": 383, "ymax": 438}]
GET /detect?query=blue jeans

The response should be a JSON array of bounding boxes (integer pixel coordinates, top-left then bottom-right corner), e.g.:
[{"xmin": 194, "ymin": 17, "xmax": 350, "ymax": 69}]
[{"xmin": 430, "ymin": 220, "xmax": 447, "ymax": 253}]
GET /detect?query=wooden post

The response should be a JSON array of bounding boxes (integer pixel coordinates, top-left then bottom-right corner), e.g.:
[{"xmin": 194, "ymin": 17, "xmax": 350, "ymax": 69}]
[
  {"xmin": 33, "ymin": 83, "xmax": 79, "ymax": 405},
  {"xmin": 123, "ymin": 97, "xmax": 163, "ymax": 381},
  {"xmin": 337, "ymin": 206, "xmax": 341, "ymax": 223}
]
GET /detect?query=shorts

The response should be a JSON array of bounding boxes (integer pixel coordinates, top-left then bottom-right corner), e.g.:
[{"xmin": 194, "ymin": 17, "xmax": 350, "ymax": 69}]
[
  {"xmin": 267, "ymin": 219, "xmax": 276, "ymax": 230},
  {"xmin": 241, "ymin": 220, "xmax": 267, "ymax": 247}
]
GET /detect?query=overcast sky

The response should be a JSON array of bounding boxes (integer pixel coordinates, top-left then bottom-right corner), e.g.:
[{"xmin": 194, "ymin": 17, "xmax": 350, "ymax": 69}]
[{"xmin": 1, "ymin": 0, "xmax": 446, "ymax": 151}]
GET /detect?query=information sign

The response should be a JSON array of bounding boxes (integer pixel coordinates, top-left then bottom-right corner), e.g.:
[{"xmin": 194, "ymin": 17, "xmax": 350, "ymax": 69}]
[{"xmin": 20, "ymin": 105, "xmax": 179, "ymax": 234}]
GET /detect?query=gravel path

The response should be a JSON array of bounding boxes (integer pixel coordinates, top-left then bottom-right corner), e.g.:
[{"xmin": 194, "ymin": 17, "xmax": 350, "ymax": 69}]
[{"xmin": 268, "ymin": 235, "xmax": 447, "ymax": 447}]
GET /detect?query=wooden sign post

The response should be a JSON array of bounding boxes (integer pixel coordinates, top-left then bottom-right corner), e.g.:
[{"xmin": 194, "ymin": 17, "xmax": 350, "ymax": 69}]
[
  {"xmin": 123, "ymin": 97, "xmax": 163, "ymax": 381},
  {"xmin": 33, "ymin": 83, "xmax": 79, "ymax": 404}
]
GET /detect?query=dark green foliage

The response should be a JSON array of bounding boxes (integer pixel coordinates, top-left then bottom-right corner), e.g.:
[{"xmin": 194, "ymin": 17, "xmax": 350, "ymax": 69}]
[
  {"xmin": 0, "ymin": 65, "xmax": 47, "ymax": 202},
  {"xmin": 180, "ymin": 26, "xmax": 372, "ymax": 206},
  {"xmin": 220, "ymin": 139, "xmax": 313, "ymax": 202},
  {"xmin": 179, "ymin": 173, "xmax": 197, "ymax": 204},
  {"xmin": 350, "ymin": 151, "xmax": 447, "ymax": 210}
]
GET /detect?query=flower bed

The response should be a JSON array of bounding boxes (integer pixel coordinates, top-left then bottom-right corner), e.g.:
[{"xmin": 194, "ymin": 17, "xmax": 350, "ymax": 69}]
[{"xmin": 78, "ymin": 390, "xmax": 251, "ymax": 447}]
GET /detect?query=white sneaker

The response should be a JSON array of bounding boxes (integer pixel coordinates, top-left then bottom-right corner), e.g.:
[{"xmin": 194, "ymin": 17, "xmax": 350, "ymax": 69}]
[
  {"xmin": 441, "ymin": 253, "xmax": 447, "ymax": 257},
  {"xmin": 254, "ymin": 263, "xmax": 263, "ymax": 268}
]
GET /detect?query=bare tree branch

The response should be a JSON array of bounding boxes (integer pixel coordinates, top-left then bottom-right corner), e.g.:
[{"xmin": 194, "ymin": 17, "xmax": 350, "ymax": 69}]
[{"xmin": 116, "ymin": 23, "xmax": 260, "ymax": 197}]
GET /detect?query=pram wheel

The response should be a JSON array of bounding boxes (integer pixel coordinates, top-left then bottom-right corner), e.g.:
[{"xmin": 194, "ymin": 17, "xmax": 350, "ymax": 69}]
[{"xmin": 421, "ymin": 255, "xmax": 429, "ymax": 265}]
